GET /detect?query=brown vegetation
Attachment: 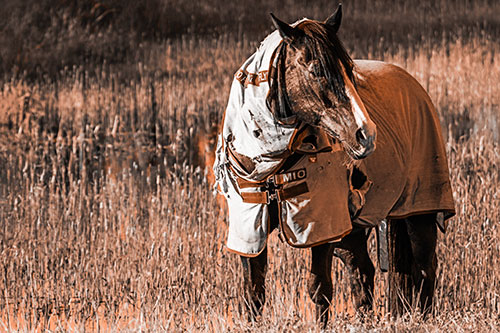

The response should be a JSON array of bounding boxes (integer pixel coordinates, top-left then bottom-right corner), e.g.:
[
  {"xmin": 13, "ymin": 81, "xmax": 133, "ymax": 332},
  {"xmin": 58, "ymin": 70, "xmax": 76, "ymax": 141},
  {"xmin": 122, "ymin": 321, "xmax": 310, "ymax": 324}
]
[{"xmin": 0, "ymin": 1, "xmax": 499, "ymax": 331}]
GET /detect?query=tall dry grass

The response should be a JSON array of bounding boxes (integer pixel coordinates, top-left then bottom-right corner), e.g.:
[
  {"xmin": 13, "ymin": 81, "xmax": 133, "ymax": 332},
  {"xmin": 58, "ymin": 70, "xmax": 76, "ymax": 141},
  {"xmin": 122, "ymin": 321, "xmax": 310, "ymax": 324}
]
[{"xmin": 1, "ymin": 6, "xmax": 499, "ymax": 333}]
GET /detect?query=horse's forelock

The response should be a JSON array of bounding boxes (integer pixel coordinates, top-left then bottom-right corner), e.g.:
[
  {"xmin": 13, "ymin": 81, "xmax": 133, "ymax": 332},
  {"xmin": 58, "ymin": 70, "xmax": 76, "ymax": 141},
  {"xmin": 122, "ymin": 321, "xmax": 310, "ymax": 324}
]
[
  {"xmin": 267, "ymin": 43, "xmax": 296, "ymax": 124},
  {"xmin": 295, "ymin": 20, "xmax": 355, "ymax": 103}
]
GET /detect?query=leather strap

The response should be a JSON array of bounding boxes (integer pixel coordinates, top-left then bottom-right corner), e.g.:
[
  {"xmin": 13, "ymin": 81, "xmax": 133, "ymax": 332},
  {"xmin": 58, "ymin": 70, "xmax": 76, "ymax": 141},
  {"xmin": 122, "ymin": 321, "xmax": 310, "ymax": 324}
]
[
  {"xmin": 277, "ymin": 182, "xmax": 309, "ymax": 201},
  {"xmin": 237, "ymin": 177, "xmax": 266, "ymax": 189},
  {"xmin": 240, "ymin": 182, "xmax": 309, "ymax": 204},
  {"xmin": 241, "ymin": 191, "xmax": 269, "ymax": 204}
]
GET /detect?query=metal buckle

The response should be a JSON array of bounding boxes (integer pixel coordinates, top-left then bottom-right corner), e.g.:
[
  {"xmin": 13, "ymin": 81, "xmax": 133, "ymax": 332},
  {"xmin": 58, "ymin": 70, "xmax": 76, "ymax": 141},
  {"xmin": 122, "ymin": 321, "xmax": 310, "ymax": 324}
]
[
  {"xmin": 265, "ymin": 176, "xmax": 278, "ymax": 204},
  {"xmin": 267, "ymin": 191, "xmax": 276, "ymax": 204}
]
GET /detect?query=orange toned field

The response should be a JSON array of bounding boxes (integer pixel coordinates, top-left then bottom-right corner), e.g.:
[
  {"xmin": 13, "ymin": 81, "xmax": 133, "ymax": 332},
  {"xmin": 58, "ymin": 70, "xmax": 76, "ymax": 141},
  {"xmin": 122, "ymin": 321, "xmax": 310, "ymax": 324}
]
[{"xmin": 0, "ymin": 2, "xmax": 499, "ymax": 332}]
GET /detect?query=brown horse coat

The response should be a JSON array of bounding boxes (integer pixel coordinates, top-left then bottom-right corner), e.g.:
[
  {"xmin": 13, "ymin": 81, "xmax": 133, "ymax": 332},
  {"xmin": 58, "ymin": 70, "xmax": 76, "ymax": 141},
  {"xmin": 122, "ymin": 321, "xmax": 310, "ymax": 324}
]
[{"xmin": 353, "ymin": 60, "xmax": 455, "ymax": 227}]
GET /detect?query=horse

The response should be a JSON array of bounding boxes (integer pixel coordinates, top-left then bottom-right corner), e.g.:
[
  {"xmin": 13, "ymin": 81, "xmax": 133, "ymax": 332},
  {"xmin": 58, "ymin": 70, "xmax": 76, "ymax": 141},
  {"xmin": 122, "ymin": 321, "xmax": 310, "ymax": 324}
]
[{"xmin": 213, "ymin": 4, "xmax": 455, "ymax": 327}]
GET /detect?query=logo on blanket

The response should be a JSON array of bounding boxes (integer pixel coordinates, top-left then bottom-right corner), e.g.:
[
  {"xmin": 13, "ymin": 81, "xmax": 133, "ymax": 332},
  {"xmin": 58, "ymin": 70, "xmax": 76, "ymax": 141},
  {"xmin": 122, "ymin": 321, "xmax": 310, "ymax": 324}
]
[
  {"xmin": 275, "ymin": 168, "xmax": 307, "ymax": 184},
  {"xmin": 235, "ymin": 69, "xmax": 269, "ymax": 87}
]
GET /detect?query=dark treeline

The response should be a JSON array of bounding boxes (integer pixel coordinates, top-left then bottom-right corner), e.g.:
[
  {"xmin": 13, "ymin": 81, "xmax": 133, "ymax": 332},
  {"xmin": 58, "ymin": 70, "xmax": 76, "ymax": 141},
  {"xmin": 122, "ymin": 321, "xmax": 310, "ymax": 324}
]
[{"xmin": 1, "ymin": 0, "xmax": 499, "ymax": 81}]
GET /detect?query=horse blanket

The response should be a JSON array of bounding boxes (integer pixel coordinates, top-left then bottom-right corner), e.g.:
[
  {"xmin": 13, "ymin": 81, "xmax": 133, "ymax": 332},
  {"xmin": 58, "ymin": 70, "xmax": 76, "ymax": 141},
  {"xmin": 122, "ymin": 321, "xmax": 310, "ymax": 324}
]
[
  {"xmin": 214, "ymin": 32, "xmax": 455, "ymax": 257},
  {"xmin": 352, "ymin": 60, "xmax": 455, "ymax": 227}
]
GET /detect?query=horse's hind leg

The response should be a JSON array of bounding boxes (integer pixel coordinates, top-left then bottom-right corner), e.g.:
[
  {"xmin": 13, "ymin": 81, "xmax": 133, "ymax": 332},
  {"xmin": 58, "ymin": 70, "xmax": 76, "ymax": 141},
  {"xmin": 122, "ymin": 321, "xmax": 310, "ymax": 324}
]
[
  {"xmin": 309, "ymin": 243, "xmax": 334, "ymax": 328},
  {"xmin": 332, "ymin": 228, "xmax": 375, "ymax": 314},
  {"xmin": 388, "ymin": 214, "xmax": 437, "ymax": 316},
  {"xmin": 240, "ymin": 248, "xmax": 267, "ymax": 321},
  {"xmin": 407, "ymin": 214, "xmax": 437, "ymax": 314}
]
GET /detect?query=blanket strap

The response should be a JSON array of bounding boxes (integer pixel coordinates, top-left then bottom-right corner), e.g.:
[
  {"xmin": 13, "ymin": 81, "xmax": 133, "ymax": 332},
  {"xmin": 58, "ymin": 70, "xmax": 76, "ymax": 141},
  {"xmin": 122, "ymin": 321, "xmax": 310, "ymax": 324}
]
[
  {"xmin": 237, "ymin": 167, "xmax": 309, "ymax": 204},
  {"xmin": 240, "ymin": 191, "xmax": 269, "ymax": 204},
  {"xmin": 277, "ymin": 182, "xmax": 309, "ymax": 201},
  {"xmin": 240, "ymin": 182, "xmax": 309, "ymax": 204}
]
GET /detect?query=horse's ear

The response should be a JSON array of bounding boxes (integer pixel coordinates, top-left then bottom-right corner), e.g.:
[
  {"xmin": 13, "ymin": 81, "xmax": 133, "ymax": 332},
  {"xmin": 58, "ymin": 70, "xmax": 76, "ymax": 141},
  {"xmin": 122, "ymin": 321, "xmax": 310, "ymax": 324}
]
[
  {"xmin": 324, "ymin": 3, "xmax": 342, "ymax": 33},
  {"xmin": 270, "ymin": 13, "xmax": 299, "ymax": 44}
]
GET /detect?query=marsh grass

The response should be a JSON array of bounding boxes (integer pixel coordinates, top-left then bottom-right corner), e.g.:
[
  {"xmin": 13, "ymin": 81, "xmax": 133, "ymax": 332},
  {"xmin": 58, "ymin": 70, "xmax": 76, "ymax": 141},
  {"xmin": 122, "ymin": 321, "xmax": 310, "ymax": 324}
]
[{"xmin": 0, "ymin": 3, "xmax": 499, "ymax": 332}]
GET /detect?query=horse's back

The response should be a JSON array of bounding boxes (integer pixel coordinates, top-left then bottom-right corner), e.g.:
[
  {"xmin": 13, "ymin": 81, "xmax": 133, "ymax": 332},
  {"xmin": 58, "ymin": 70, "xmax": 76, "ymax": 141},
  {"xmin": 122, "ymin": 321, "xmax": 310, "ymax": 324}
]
[{"xmin": 352, "ymin": 60, "xmax": 455, "ymax": 227}]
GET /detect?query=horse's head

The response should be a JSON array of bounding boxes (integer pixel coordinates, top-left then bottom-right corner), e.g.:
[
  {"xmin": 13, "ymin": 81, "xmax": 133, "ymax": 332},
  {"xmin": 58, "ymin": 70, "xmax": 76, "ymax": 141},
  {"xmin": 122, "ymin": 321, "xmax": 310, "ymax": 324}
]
[{"xmin": 269, "ymin": 5, "xmax": 376, "ymax": 159}]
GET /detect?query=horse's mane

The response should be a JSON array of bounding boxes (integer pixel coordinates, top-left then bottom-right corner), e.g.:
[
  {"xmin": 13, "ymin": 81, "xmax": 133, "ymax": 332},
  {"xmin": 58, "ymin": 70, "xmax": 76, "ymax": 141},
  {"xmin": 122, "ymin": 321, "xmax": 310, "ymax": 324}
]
[{"xmin": 267, "ymin": 19, "xmax": 355, "ymax": 124}]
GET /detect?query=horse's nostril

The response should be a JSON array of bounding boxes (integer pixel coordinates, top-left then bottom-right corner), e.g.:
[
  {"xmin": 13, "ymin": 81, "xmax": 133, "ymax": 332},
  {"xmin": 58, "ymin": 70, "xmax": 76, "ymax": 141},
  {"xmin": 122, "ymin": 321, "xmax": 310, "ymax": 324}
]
[
  {"xmin": 356, "ymin": 127, "xmax": 368, "ymax": 144},
  {"xmin": 354, "ymin": 124, "xmax": 376, "ymax": 158}
]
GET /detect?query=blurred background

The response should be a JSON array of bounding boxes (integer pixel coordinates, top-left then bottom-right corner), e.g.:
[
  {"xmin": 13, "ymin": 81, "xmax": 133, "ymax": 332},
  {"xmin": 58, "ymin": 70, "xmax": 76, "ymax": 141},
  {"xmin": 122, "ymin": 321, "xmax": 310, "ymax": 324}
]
[{"xmin": 1, "ymin": 0, "xmax": 499, "ymax": 80}]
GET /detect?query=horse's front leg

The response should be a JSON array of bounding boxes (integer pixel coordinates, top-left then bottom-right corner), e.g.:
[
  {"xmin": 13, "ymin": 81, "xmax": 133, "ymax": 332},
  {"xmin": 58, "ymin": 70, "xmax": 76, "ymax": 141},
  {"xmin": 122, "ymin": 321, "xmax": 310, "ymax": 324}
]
[
  {"xmin": 240, "ymin": 247, "xmax": 268, "ymax": 321},
  {"xmin": 332, "ymin": 228, "xmax": 375, "ymax": 314},
  {"xmin": 308, "ymin": 243, "xmax": 334, "ymax": 328}
]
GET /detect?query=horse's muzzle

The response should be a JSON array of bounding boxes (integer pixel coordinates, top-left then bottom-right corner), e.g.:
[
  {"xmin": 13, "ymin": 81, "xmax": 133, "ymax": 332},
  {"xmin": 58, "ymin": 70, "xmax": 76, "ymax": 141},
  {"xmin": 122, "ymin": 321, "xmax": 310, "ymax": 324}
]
[{"xmin": 353, "ymin": 123, "xmax": 376, "ymax": 159}]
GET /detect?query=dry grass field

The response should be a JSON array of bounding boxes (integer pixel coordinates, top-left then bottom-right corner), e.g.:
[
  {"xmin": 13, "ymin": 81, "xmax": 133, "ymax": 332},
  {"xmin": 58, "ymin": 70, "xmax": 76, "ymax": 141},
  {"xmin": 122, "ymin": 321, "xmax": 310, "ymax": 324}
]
[{"xmin": 0, "ymin": 1, "xmax": 499, "ymax": 331}]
